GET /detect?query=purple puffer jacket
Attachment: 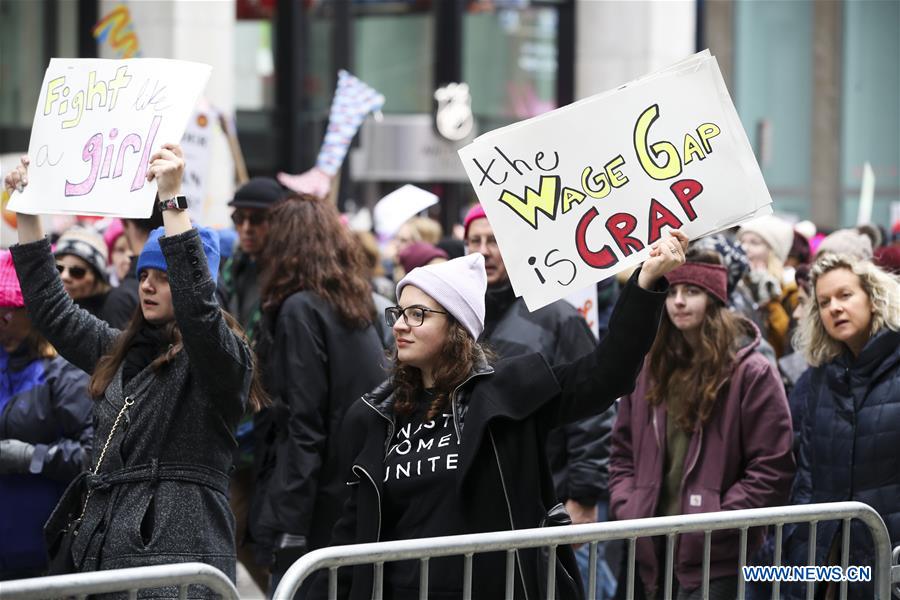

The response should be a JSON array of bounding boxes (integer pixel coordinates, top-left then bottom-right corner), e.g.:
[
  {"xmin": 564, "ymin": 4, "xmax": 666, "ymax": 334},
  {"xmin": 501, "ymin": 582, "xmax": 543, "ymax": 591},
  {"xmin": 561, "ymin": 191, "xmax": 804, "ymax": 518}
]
[{"xmin": 609, "ymin": 318, "xmax": 795, "ymax": 594}]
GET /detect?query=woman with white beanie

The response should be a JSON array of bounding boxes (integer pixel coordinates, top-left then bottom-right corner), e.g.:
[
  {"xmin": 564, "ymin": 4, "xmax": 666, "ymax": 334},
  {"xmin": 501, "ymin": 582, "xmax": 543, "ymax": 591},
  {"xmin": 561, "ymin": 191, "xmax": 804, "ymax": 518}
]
[{"xmin": 310, "ymin": 231, "xmax": 688, "ymax": 600}]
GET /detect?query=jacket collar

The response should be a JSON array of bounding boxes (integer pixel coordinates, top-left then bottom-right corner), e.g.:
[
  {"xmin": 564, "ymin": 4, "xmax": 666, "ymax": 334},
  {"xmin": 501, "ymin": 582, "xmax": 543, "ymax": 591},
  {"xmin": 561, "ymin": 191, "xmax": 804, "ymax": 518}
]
[
  {"xmin": 361, "ymin": 347, "xmax": 495, "ymax": 421},
  {"xmin": 830, "ymin": 328, "xmax": 900, "ymax": 388}
]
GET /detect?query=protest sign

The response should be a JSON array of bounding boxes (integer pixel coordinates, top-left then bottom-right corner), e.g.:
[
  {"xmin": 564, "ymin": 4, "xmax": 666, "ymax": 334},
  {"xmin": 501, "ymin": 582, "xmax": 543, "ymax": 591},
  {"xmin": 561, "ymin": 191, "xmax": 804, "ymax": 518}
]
[
  {"xmin": 563, "ymin": 285, "xmax": 599, "ymax": 340},
  {"xmin": 374, "ymin": 184, "xmax": 439, "ymax": 238},
  {"xmin": 458, "ymin": 52, "xmax": 772, "ymax": 311},
  {"xmin": 8, "ymin": 58, "xmax": 211, "ymax": 219},
  {"xmin": 857, "ymin": 162, "xmax": 875, "ymax": 225},
  {"xmin": 180, "ymin": 102, "xmax": 214, "ymax": 210}
]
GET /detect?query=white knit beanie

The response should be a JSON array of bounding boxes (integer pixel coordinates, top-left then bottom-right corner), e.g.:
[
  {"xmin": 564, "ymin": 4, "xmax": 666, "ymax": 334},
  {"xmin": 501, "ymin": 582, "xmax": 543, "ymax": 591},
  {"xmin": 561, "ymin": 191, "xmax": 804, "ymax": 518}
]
[
  {"xmin": 738, "ymin": 215, "xmax": 794, "ymax": 263},
  {"xmin": 396, "ymin": 253, "xmax": 487, "ymax": 340},
  {"xmin": 816, "ymin": 229, "xmax": 874, "ymax": 261}
]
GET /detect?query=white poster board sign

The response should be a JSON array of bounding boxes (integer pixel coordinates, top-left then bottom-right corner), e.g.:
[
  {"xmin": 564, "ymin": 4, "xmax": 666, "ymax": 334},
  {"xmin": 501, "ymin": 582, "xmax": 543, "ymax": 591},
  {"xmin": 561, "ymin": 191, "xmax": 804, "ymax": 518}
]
[
  {"xmin": 180, "ymin": 101, "xmax": 214, "ymax": 211},
  {"xmin": 8, "ymin": 58, "xmax": 211, "ymax": 219},
  {"xmin": 373, "ymin": 184, "xmax": 439, "ymax": 238},
  {"xmin": 857, "ymin": 162, "xmax": 875, "ymax": 226},
  {"xmin": 458, "ymin": 52, "xmax": 772, "ymax": 311},
  {"xmin": 563, "ymin": 285, "xmax": 599, "ymax": 340}
]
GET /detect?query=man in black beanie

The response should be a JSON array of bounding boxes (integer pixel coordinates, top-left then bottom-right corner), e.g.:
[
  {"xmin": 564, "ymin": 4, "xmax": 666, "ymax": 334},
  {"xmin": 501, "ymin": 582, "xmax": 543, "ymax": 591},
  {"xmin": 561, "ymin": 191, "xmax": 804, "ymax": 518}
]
[{"xmin": 221, "ymin": 177, "xmax": 289, "ymax": 595}]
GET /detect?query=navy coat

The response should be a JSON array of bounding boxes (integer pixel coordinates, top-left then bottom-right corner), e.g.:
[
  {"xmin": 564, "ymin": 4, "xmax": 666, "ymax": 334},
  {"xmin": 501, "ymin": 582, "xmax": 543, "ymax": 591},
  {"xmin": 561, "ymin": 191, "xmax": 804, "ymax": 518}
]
[{"xmin": 785, "ymin": 329, "xmax": 900, "ymax": 599}]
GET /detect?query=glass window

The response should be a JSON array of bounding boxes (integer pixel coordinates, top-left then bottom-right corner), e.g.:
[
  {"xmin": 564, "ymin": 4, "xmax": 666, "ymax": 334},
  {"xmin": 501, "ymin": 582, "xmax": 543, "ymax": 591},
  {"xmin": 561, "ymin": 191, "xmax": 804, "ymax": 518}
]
[
  {"xmin": 733, "ymin": 1, "xmax": 813, "ymax": 219},
  {"xmin": 353, "ymin": 12, "xmax": 434, "ymax": 114},
  {"xmin": 840, "ymin": 0, "xmax": 899, "ymax": 227},
  {"xmin": 0, "ymin": 1, "xmax": 48, "ymax": 128},
  {"xmin": 234, "ymin": 20, "xmax": 275, "ymax": 111},
  {"xmin": 463, "ymin": 4, "xmax": 559, "ymax": 133}
]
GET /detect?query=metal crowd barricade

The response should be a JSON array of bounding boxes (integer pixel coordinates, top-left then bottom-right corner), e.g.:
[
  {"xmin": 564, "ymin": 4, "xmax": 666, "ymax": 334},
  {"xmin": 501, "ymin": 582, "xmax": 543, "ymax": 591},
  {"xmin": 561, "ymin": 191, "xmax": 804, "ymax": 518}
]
[
  {"xmin": 274, "ymin": 501, "xmax": 895, "ymax": 600},
  {"xmin": 0, "ymin": 562, "xmax": 239, "ymax": 600},
  {"xmin": 892, "ymin": 545, "xmax": 900, "ymax": 597}
]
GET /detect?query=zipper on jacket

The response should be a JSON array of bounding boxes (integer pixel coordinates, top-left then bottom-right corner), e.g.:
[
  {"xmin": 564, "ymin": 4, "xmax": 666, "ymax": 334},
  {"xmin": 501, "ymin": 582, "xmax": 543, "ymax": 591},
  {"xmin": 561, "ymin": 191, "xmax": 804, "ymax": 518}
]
[
  {"xmin": 352, "ymin": 464, "xmax": 382, "ymax": 600},
  {"xmin": 652, "ymin": 410, "xmax": 661, "ymax": 449},
  {"xmin": 681, "ymin": 425, "xmax": 703, "ymax": 485},
  {"xmin": 448, "ymin": 370, "xmax": 491, "ymax": 442},
  {"xmin": 489, "ymin": 428, "xmax": 530, "ymax": 600},
  {"xmin": 363, "ymin": 397, "xmax": 396, "ymax": 456},
  {"xmin": 351, "ymin": 464, "xmax": 382, "ymax": 543}
]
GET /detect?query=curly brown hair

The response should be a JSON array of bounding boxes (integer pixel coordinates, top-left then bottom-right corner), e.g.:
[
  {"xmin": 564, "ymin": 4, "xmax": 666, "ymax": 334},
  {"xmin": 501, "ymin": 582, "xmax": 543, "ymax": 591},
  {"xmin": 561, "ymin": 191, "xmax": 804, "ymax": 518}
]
[
  {"xmin": 646, "ymin": 252, "xmax": 743, "ymax": 432},
  {"xmin": 392, "ymin": 318, "xmax": 489, "ymax": 420},
  {"xmin": 260, "ymin": 194, "xmax": 375, "ymax": 329}
]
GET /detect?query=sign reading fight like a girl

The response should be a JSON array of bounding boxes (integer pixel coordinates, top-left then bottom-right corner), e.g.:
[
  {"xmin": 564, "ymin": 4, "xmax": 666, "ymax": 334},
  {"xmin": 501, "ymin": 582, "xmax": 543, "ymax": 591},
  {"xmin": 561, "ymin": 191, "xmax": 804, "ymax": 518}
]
[{"xmin": 8, "ymin": 58, "xmax": 210, "ymax": 218}]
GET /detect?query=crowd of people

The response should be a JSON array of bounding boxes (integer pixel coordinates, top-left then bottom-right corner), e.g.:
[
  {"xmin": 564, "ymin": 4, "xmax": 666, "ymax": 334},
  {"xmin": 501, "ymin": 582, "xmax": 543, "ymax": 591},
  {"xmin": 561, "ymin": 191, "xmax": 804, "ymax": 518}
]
[{"xmin": 1, "ymin": 145, "xmax": 899, "ymax": 600}]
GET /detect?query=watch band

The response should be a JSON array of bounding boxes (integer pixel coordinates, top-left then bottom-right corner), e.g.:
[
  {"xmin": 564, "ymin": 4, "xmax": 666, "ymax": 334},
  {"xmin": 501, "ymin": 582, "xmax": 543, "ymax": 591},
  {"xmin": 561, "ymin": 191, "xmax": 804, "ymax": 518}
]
[{"xmin": 158, "ymin": 195, "xmax": 188, "ymax": 211}]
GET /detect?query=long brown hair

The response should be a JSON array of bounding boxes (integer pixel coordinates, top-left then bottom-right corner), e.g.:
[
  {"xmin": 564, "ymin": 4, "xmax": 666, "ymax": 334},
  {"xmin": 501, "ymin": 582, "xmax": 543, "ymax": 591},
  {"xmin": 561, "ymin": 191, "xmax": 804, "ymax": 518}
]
[
  {"xmin": 260, "ymin": 194, "xmax": 375, "ymax": 329},
  {"xmin": 392, "ymin": 318, "xmax": 490, "ymax": 420},
  {"xmin": 22, "ymin": 328, "xmax": 57, "ymax": 361},
  {"xmin": 90, "ymin": 306, "xmax": 268, "ymax": 412},
  {"xmin": 646, "ymin": 251, "xmax": 744, "ymax": 432}
]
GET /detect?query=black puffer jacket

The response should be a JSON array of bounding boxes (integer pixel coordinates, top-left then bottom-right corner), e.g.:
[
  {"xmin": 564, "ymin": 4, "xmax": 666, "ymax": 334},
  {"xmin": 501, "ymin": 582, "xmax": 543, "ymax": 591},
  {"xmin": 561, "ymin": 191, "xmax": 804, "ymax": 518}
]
[
  {"xmin": 482, "ymin": 284, "xmax": 615, "ymax": 504},
  {"xmin": 251, "ymin": 291, "xmax": 386, "ymax": 562},
  {"xmin": 315, "ymin": 271, "xmax": 666, "ymax": 600},
  {"xmin": 785, "ymin": 328, "xmax": 900, "ymax": 599},
  {"xmin": 12, "ymin": 231, "xmax": 251, "ymax": 596}
]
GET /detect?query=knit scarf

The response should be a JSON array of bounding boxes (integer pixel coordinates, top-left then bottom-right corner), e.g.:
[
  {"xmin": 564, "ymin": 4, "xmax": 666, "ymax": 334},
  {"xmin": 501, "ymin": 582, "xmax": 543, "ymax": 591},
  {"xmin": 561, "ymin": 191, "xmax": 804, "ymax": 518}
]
[{"xmin": 123, "ymin": 324, "xmax": 170, "ymax": 385}]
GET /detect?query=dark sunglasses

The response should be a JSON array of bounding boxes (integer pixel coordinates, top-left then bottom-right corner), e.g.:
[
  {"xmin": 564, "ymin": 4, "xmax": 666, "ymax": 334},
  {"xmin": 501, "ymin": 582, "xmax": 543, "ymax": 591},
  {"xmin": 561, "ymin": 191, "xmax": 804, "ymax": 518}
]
[
  {"xmin": 231, "ymin": 211, "xmax": 268, "ymax": 226},
  {"xmin": 56, "ymin": 263, "xmax": 89, "ymax": 280}
]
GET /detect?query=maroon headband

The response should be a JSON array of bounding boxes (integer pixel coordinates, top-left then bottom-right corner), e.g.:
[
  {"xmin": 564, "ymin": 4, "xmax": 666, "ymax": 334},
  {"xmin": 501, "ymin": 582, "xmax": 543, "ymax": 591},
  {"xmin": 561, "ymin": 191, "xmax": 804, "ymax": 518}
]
[{"xmin": 666, "ymin": 262, "xmax": 729, "ymax": 305}]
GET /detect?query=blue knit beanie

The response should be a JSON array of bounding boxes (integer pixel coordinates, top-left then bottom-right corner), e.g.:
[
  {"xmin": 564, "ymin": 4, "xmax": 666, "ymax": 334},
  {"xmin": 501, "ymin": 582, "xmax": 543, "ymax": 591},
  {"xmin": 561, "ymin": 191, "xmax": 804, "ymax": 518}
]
[{"xmin": 136, "ymin": 227, "xmax": 221, "ymax": 283}]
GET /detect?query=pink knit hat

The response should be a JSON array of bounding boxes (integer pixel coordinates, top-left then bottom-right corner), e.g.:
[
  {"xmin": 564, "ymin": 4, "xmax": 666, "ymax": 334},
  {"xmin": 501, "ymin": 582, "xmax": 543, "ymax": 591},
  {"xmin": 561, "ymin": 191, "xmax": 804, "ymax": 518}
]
[
  {"xmin": 103, "ymin": 219, "xmax": 126, "ymax": 263},
  {"xmin": 463, "ymin": 204, "xmax": 487, "ymax": 239},
  {"xmin": 0, "ymin": 250, "xmax": 25, "ymax": 308}
]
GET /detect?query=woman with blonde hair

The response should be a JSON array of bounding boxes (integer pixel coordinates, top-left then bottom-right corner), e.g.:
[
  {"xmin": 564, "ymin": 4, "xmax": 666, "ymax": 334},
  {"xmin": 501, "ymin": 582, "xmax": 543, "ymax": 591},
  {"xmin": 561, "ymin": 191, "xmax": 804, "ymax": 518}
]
[{"xmin": 785, "ymin": 254, "xmax": 900, "ymax": 600}]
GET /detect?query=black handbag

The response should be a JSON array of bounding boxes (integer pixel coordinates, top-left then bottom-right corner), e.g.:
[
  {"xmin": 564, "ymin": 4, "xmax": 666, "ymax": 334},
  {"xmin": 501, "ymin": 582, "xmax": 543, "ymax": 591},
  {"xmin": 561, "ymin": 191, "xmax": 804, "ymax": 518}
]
[
  {"xmin": 538, "ymin": 502, "xmax": 583, "ymax": 600},
  {"xmin": 44, "ymin": 471, "xmax": 88, "ymax": 574},
  {"xmin": 44, "ymin": 394, "xmax": 136, "ymax": 574}
]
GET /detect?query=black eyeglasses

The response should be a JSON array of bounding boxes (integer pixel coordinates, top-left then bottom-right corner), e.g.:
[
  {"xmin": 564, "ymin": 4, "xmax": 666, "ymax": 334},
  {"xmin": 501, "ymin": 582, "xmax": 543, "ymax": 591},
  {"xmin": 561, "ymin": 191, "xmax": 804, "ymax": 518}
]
[
  {"xmin": 385, "ymin": 305, "xmax": 449, "ymax": 328},
  {"xmin": 231, "ymin": 210, "xmax": 267, "ymax": 226},
  {"xmin": 56, "ymin": 264, "xmax": 88, "ymax": 280}
]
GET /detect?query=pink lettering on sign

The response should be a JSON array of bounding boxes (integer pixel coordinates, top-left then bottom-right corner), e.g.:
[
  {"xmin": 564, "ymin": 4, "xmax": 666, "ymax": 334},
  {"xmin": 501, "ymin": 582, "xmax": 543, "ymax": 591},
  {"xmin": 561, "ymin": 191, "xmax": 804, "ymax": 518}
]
[{"xmin": 65, "ymin": 115, "xmax": 161, "ymax": 197}]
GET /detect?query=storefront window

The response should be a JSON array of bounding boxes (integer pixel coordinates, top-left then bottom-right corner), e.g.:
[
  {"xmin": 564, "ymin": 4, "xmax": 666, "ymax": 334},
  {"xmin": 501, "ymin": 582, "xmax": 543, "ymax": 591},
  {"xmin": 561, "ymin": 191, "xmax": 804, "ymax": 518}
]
[
  {"xmin": 840, "ymin": 0, "xmax": 899, "ymax": 226},
  {"xmin": 0, "ymin": 1, "xmax": 48, "ymax": 128},
  {"xmin": 463, "ymin": 4, "xmax": 559, "ymax": 133},
  {"xmin": 353, "ymin": 10, "xmax": 434, "ymax": 114},
  {"xmin": 733, "ymin": 1, "xmax": 813, "ymax": 219}
]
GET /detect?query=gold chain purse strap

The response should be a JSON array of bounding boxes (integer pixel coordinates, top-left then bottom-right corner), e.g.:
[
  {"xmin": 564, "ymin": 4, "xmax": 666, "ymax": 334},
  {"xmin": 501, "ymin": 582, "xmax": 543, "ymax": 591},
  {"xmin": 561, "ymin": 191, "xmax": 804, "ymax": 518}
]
[{"xmin": 72, "ymin": 395, "xmax": 135, "ymax": 535}]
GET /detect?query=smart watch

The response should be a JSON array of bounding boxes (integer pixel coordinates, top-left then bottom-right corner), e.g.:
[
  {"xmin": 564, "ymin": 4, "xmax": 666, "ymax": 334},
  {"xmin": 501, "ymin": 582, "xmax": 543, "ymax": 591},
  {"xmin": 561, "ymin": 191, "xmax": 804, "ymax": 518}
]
[{"xmin": 158, "ymin": 195, "xmax": 189, "ymax": 212}]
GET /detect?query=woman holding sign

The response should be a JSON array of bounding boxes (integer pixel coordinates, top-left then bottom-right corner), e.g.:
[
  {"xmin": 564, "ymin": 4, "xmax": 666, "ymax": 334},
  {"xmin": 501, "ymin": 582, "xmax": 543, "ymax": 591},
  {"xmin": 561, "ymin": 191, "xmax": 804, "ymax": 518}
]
[
  {"xmin": 609, "ymin": 252, "xmax": 794, "ymax": 600},
  {"xmin": 5, "ymin": 147, "xmax": 266, "ymax": 594},
  {"xmin": 305, "ymin": 230, "xmax": 687, "ymax": 600}
]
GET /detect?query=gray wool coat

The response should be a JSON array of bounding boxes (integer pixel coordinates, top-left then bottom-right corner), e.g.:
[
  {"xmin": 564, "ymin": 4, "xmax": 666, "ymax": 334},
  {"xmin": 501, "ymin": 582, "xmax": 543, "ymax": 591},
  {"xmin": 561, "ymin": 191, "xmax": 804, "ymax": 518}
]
[{"xmin": 11, "ymin": 230, "xmax": 250, "ymax": 597}]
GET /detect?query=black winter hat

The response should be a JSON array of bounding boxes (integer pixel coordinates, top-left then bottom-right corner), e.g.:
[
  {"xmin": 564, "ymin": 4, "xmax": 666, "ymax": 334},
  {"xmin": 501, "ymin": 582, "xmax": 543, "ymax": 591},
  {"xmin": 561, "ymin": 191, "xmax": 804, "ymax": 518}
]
[{"xmin": 228, "ymin": 177, "xmax": 289, "ymax": 209}]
